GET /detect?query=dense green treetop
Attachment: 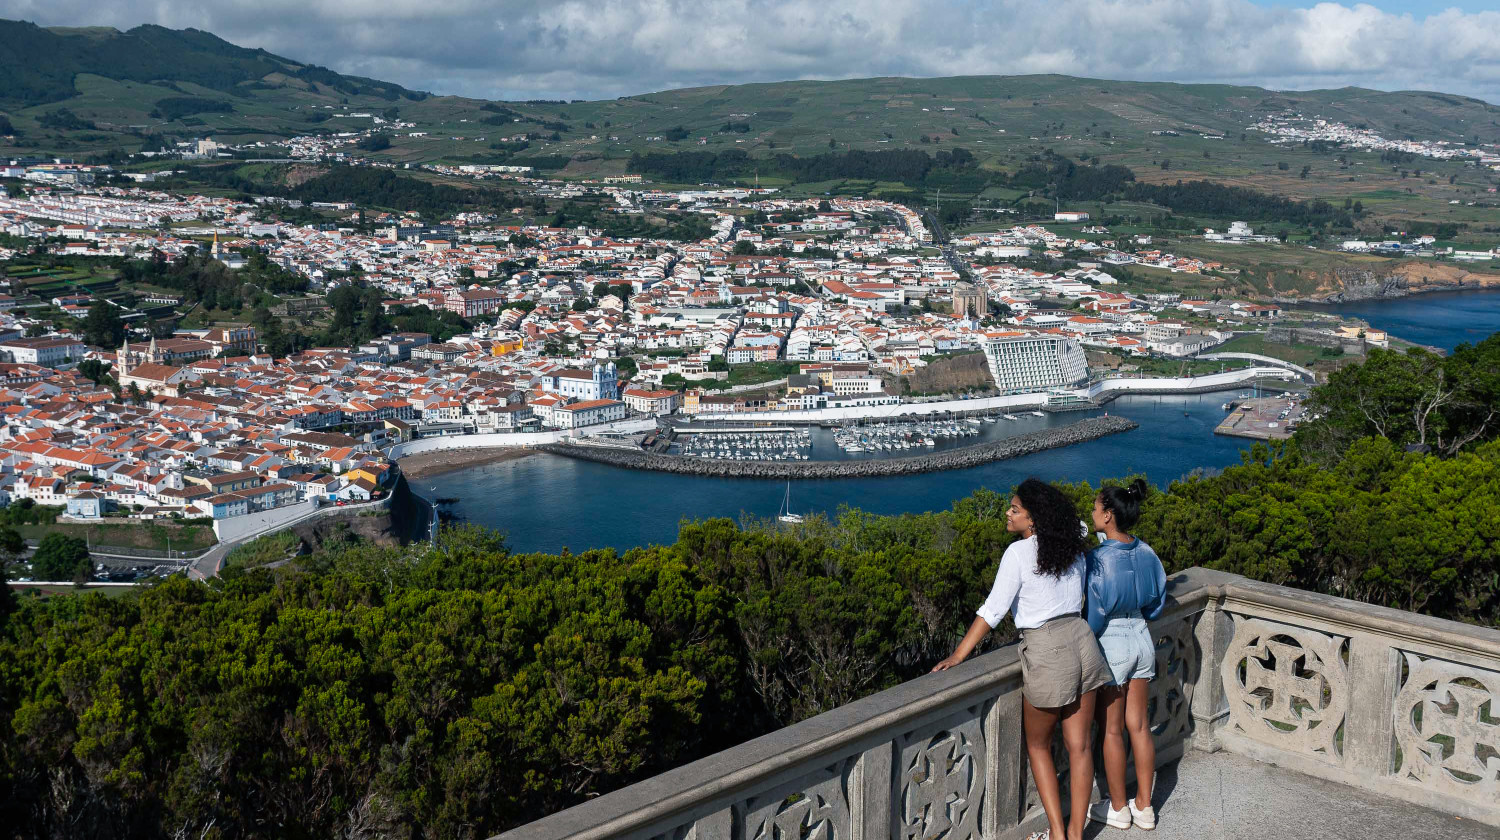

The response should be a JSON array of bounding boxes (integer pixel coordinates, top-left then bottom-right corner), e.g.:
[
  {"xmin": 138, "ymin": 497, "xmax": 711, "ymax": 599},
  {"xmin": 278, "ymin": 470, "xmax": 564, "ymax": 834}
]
[
  {"xmin": 80, "ymin": 298, "xmax": 125, "ymax": 349},
  {"xmin": 1296, "ymin": 333, "xmax": 1500, "ymax": 458},
  {"xmin": 28, "ymin": 533, "xmax": 90, "ymax": 582},
  {"xmin": 2, "ymin": 344, "xmax": 1499, "ymax": 836}
]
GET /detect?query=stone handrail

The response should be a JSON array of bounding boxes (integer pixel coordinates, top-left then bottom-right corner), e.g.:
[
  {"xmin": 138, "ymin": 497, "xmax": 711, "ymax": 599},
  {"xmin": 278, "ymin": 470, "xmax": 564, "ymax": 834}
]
[
  {"xmin": 494, "ymin": 567, "xmax": 1500, "ymax": 839},
  {"xmin": 494, "ymin": 568, "xmax": 1228, "ymax": 840}
]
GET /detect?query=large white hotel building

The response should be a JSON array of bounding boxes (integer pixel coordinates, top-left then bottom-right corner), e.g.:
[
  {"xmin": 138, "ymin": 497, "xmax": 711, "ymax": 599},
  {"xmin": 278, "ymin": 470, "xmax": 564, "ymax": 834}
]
[{"xmin": 982, "ymin": 332, "xmax": 1090, "ymax": 394}]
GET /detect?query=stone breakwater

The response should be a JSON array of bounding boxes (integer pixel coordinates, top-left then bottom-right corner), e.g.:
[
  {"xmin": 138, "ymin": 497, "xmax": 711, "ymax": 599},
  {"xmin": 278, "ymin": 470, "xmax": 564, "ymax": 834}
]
[{"xmin": 538, "ymin": 415, "xmax": 1139, "ymax": 479}]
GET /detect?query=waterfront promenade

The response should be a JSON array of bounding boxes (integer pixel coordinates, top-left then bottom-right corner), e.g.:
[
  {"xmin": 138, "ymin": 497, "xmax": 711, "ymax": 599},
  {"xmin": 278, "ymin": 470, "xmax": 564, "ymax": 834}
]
[{"xmin": 384, "ymin": 416, "xmax": 658, "ymax": 460}]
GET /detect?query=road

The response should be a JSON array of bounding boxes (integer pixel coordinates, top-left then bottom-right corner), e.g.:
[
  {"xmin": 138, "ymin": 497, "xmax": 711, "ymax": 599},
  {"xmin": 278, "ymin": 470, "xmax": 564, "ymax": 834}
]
[
  {"xmin": 941, "ymin": 243, "xmax": 972, "ymax": 279},
  {"xmin": 922, "ymin": 207, "xmax": 951, "ymax": 246}
]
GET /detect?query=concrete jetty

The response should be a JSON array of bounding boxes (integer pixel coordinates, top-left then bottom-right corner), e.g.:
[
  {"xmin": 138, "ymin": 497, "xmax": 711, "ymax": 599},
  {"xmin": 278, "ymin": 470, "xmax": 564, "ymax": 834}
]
[{"xmin": 538, "ymin": 415, "xmax": 1138, "ymax": 478}]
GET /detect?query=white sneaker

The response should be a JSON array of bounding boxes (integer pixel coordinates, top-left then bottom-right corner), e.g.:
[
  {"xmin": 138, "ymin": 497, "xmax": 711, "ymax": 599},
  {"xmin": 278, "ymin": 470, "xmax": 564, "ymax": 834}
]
[
  {"xmin": 1089, "ymin": 800, "xmax": 1132, "ymax": 829},
  {"xmin": 1129, "ymin": 799, "xmax": 1156, "ymax": 831}
]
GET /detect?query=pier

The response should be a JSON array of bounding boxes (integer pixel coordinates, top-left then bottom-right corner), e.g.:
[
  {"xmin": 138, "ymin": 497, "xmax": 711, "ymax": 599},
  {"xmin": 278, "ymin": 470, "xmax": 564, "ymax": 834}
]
[
  {"xmin": 538, "ymin": 415, "xmax": 1139, "ymax": 479},
  {"xmin": 1213, "ymin": 395, "xmax": 1305, "ymax": 441}
]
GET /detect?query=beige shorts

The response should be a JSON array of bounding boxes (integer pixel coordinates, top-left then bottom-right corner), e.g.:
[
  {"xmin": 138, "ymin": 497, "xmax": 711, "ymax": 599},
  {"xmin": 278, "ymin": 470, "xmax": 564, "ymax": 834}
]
[{"xmin": 1019, "ymin": 614, "xmax": 1112, "ymax": 709}]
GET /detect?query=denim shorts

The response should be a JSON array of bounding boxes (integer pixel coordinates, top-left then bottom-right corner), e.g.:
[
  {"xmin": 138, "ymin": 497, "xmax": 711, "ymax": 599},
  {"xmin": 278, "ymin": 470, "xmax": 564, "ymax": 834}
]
[{"xmin": 1098, "ymin": 614, "xmax": 1155, "ymax": 686}]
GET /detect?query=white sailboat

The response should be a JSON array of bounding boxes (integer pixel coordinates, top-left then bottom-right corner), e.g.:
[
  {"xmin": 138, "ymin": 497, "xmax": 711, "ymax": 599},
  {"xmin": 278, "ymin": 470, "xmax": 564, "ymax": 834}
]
[{"xmin": 778, "ymin": 482, "xmax": 804, "ymax": 524}]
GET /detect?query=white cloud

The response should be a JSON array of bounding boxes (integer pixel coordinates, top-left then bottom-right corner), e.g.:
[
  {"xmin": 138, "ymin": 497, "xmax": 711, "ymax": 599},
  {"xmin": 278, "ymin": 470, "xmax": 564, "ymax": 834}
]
[{"xmin": 3, "ymin": 0, "xmax": 1499, "ymax": 103}]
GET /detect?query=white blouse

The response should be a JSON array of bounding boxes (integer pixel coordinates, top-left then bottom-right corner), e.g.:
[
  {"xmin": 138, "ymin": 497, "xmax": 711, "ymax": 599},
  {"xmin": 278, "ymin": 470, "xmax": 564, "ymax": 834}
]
[{"xmin": 976, "ymin": 535, "xmax": 1085, "ymax": 630}]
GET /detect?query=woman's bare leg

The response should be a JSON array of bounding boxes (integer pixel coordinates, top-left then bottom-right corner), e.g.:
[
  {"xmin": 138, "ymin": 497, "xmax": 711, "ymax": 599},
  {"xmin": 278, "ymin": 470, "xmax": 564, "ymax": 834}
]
[
  {"xmin": 1125, "ymin": 678, "xmax": 1155, "ymax": 808},
  {"xmin": 1061, "ymin": 690, "xmax": 1097, "ymax": 840},
  {"xmin": 1023, "ymin": 697, "xmax": 1065, "ymax": 839},
  {"xmin": 1096, "ymin": 684, "xmax": 1128, "ymax": 809}
]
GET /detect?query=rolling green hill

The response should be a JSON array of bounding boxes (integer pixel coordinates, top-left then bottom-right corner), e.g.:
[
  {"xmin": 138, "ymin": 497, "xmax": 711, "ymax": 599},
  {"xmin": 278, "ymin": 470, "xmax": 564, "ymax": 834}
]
[
  {"xmin": 0, "ymin": 20, "xmax": 420, "ymax": 107},
  {"xmin": 4, "ymin": 20, "xmax": 1497, "ymax": 155},
  {"xmin": 2, "ymin": 19, "xmax": 1498, "ymax": 230},
  {"xmin": 0, "ymin": 19, "xmax": 430, "ymax": 154}
]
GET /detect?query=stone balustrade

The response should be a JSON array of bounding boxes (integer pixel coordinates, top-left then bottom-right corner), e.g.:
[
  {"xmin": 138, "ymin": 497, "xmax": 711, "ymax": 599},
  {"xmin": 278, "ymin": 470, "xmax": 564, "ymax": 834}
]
[{"xmin": 493, "ymin": 568, "xmax": 1500, "ymax": 840}]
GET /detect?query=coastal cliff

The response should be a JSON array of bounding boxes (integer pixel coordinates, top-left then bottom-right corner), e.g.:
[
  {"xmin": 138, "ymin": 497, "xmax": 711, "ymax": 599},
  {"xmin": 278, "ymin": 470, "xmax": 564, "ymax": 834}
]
[
  {"xmin": 538, "ymin": 415, "xmax": 1139, "ymax": 478},
  {"xmin": 1272, "ymin": 262, "xmax": 1500, "ymax": 304}
]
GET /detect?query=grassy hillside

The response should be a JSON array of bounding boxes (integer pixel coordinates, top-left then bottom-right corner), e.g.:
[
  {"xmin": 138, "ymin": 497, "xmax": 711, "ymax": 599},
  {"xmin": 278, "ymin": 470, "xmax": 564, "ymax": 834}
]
[
  {"xmin": 2, "ymin": 21, "xmax": 1497, "ymax": 236},
  {"xmin": 0, "ymin": 20, "xmax": 419, "ymax": 107},
  {"xmin": 0, "ymin": 19, "xmax": 427, "ymax": 153}
]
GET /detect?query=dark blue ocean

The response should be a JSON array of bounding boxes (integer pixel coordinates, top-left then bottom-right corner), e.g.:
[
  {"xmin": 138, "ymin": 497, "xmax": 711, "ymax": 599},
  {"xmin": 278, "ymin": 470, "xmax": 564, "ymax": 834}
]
[
  {"xmin": 431, "ymin": 290, "xmax": 1500, "ymax": 554},
  {"xmin": 1311, "ymin": 288, "xmax": 1500, "ymax": 352}
]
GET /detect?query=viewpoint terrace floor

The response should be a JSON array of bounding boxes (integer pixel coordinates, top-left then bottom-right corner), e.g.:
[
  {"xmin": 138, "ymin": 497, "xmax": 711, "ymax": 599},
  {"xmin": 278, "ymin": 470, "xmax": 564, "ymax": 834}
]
[{"xmin": 1106, "ymin": 749, "xmax": 1496, "ymax": 840}]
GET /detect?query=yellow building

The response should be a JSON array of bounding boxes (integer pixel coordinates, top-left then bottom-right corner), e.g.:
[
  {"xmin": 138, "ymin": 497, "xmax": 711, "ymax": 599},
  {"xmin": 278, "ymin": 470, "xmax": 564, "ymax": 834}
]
[{"xmin": 345, "ymin": 465, "xmax": 390, "ymax": 488}]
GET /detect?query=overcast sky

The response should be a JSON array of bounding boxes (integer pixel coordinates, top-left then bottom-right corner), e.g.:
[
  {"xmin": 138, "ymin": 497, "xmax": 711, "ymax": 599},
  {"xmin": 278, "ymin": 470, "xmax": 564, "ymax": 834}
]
[{"xmin": 4, "ymin": 0, "xmax": 1499, "ymax": 104}]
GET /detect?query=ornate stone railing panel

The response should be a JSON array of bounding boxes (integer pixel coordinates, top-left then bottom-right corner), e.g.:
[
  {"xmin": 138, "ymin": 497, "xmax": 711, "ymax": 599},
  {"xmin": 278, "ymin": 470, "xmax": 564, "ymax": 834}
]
[
  {"xmin": 1149, "ymin": 614, "xmax": 1201, "ymax": 751},
  {"xmin": 740, "ymin": 756, "xmax": 855, "ymax": 840},
  {"xmin": 1218, "ymin": 614, "xmax": 1349, "ymax": 763},
  {"xmin": 894, "ymin": 703, "xmax": 987, "ymax": 840},
  {"xmin": 1392, "ymin": 651, "xmax": 1500, "ymax": 802},
  {"xmin": 1212, "ymin": 577, "xmax": 1500, "ymax": 827}
]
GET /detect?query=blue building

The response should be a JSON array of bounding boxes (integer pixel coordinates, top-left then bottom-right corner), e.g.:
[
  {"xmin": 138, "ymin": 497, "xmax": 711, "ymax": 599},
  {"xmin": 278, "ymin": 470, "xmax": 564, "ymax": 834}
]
[{"xmin": 65, "ymin": 492, "xmax": 115, "ymax": 519}]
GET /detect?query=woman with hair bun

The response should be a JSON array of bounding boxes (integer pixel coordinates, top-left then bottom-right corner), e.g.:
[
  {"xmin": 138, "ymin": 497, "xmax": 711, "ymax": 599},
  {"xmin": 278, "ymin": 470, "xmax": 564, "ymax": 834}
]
[
  {"xmin": 1084, "ymin": 478, "xmax": 1167, "ymax": 832},
  {"xmin": 933, "ymin": 477, "xmax": 1110, "ymax": 840}
]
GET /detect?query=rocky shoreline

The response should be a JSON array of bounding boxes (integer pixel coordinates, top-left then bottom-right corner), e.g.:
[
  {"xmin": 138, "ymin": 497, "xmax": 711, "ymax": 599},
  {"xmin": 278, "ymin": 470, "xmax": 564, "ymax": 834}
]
[
  {"xmin": 537, "ymin": 415, "xmax": 1139, "ymax": 479},
  {"xmin": 1270, "ymin": 265, "xmax": 1500, "ymax": 305}
]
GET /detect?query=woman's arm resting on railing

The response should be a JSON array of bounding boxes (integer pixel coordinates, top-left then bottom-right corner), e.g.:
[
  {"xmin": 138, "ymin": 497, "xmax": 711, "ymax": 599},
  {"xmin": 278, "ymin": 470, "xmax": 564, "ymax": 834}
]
[{"xmin": 931, "ymin": 615, "xmax": 994, "ymax": 672}]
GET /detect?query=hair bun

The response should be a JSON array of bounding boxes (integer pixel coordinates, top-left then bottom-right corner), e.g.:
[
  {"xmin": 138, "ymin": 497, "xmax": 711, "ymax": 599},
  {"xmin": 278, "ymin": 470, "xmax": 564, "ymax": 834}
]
[{"xmin": 1128, "ymin": 478, "xmax": 1148, "ymax": 501}]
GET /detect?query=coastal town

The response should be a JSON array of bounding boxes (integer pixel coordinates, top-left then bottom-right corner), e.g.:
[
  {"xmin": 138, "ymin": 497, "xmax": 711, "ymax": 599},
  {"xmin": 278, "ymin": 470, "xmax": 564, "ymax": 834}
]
[{"xmin": 0, "ymin": 150, "xmax": 1490, "ymax": 577}]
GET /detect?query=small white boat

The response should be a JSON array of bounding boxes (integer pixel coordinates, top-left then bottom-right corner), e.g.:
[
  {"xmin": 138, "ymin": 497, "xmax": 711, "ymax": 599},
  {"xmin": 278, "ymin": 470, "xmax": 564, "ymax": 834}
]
[
  {"xmin": 1003, "ymin": 414, "xmax": 1018, "ymax": 421},
  {"xmin": 1031, "ymin": 411, "xmax": 1046, "ymax": 417},
  {"xmin": 778, "ymin": 482, "xmax": 804, "ymax": 524}
]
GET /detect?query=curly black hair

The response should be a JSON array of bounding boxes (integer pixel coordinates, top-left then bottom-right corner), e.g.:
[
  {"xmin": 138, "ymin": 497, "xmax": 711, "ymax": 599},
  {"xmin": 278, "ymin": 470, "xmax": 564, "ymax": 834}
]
[{"xmin": 1015, "ymin": 477, "xmax": 1089, "ymax": 578}]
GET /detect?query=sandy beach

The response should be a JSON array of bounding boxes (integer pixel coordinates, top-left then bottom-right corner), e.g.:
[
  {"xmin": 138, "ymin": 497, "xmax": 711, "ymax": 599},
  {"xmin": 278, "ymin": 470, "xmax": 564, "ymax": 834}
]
[{"xmin": 397, "ymin": 447, "xmax": 537, "ymax": 480}]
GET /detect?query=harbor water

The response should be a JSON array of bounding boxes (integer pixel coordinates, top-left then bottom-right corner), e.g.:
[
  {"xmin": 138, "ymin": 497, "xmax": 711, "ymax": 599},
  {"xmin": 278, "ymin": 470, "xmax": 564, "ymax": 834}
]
[{"xmin": 430, "ymin": 290, "xmax": 1500, "ymax": 554}]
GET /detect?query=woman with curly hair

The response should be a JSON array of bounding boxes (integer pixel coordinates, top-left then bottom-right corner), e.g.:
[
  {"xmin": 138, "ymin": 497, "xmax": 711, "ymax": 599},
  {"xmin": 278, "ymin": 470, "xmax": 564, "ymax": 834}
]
[{"xmin": 933, "ymin": 477, "xmax": 1110, "ymax": 840}]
